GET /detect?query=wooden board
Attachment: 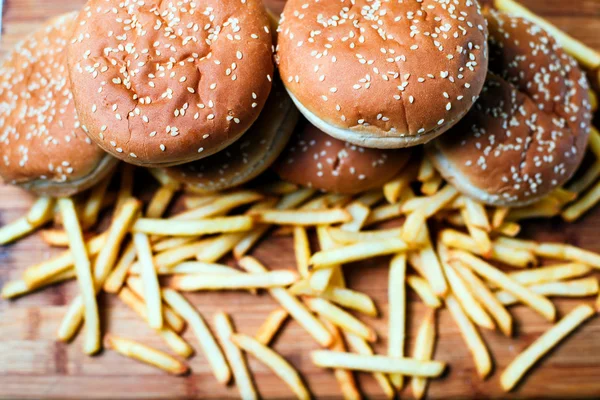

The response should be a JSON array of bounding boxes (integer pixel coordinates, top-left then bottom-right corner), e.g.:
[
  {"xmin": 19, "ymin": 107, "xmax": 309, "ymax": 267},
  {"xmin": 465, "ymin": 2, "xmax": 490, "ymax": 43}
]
[{"xmin": 1, "ymin": 1, "xmax": 600, "ymax": 398}]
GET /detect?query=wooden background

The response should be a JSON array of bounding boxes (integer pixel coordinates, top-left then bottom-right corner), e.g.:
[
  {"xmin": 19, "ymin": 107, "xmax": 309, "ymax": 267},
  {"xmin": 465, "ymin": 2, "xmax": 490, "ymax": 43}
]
[{"xmin": 1, "ymin": 0, "xmax": 600, "ymax": 399}]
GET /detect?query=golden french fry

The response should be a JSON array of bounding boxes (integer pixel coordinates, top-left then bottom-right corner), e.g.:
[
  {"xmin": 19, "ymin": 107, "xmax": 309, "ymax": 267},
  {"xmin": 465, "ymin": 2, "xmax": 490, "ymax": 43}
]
[
  {"xmin": 343, "ymin": 332, "xmax": 394, "ymax": 399},
  {"xmin": 255, "ymin": 308, "xmax": 289, "ymax": 346},
  {"xmin": 289, "ymin": 282, "xmax": 378, "ymax": 317},
  {"xmin": 103, "ymin": 241, "xmax": 137, "ymax": 293},
  {"xmin": 354, "ymin": 190, "xmax": 384, "ymax": 207},
  {"xmin": 149, "ymin": 167, "xmax": 180, "ymax": 189},
  {"xmin": 461, "ymin": 208, "xmax": 492, "ymax": 257},
  {"xmin": 406, "ymin": 275, "xmax": 442, "ymax": 308},
  {"xmin": 327, "ymin": 227, "xmax": 403, "ymax": 245},
  {"xmin": 238, "ymin": 257, "xmax": 332, "ymax": 347},
  {"xmin": 421, "ymin": 173, "xmax": 443, "ymax": 196},
  {"xmin": 494, "ymin": 222, "xmax": 521, "ymax": 237},
  {"xmin": 137, "ymin": 240, "xmax": 213, "ymax": 271},
  {"xmin": 501, "ymin": 305, "xmax": 595, "ymax": 391},
  {"xmin": 562, "ymin": 180, "xmax": 600, "ymax": 222},
  {"xmin": 310, "ymin": 238, "xmax": 408, "ymax": 269},
  {"xmin": 388, "ymin": 254, "xmax": 407, "ymax": 389},
  {"xmin": 58, "ymin": 198, "xmax": 100, "ymax": 355},
  {"xmin": 492, "ymin": 207, "xmax": 510, "ymax": 229},
  {"xmin": 162, "ymin": 289, "xmax": 231, "ymax": 384},
  {"xmin": 402, "ymin": 186, "xmax": 459, "ymax": 216},
  {"xmin": 411, "ymin": 310, "xmax": 437, "ymax": 400},
  {"xmin": 40, "ymin": 229, "xmax": 74, "ymax": 247},
  {"xmin": 341, "ymin": 202, "xmax": 371, "ymax": 232},
  {"xmin": 463, "ymin": 197, "xmax": 491, "ymax": 231},
  {"xmin": 129, "ymin": 261, "xmax": 244, "ymax": 276},
  {"xmin": 311, "ymin": 351, "xmax": 445, "ymax": 377},
  {"xmin": 294, "ymin": 227, "xmax": 311, "ymax": 278},
  {"xmin": 535, "ymin": 243, "xmax": 600, "ymax": 268},
  {"xmin": 418, "ymin": 157, "xmax": 435, "ymax": 182},
  {"xmin": 567, "ymin": 160, "xmax": 600, "ymax": 195},
  {"xmin": 170, "ymin": 270, "xmax": 298, "ymax": 291},
  {"xmin": 133, "ymin": 216, "xmax": 253, "ymax": 237},
  {"xmin": 27, "ymin": 196, "xmax": 56, "ymax": 225},
  {"xmin": 315, "ymin": 226, "xmax": 346, "ymax": 288},
  {"xmin": 450, "ymin": 251, "xmax": 556, "ymax": 322},
  {"xmin": 195, "ymin": 232, "xmax": 246, "ymax": 263},
  {"xmin": 401, "ymin": 209, "xmax": 427, "ymax": 244},
  {"xmin": 2, "ymin": 269, "xmax": 75, "ymax": 300},
  {"xmin": 174, "ymin": 191, "xmax": 263, "ymax": 221},
  {"xmin": 445, "ymin": 295, "xmax": 492, "ymax": 379},
  {"xmin": 495, "ymin": 0, "xmax": 600, "ymax": 69},
  {"xmin": 250, "ymin": 209, "xmax": 351, "ymax": 226},
  {"xmin": 495, "ymin": 278, "xmax": 599, "ymax": 306},
  {"xmin": 590, "ymin": 89, "xmax": 599, "ymax": 112},
  {"xmin": 507, "ymin": 263, "xmax": 593, "ymax": 287},
  {"xmin": 146, "ymin": 185, "xmax": 179, "ymax": 218},
  {"xmin": 507, "ymin": 198, "xmax": 561, "ymax": 221},
  {"xmin": 153, "ymin": 236, "xmax": 198, "ymax": 253},
  {"xmin": 81, "ymin": 174, "xmax": 113, "ymax": 229},
  {"xmin": 0, "ymin": 197, "xmax": 54, "ymax": 245},
  {"xmin": 115, "ymin": 164, "xmax": 135, "ymax": 212},
  {"xmin": 232, "ymin": 334, "xmax": 310, "ymax": 400},
  {"xmin": 309, "ymin": 269, "xmax": 334, "ymax": 293},
  {"xmin": 105, "ymin": 334, "xmax": 189, "ymax": 375},
  {"xmin": 384, "ymin": 169, "xmax": 415, "ymax": 204},
  {"xmin": 305, "ymin": 297, "xmax": 377, "ymax": 342},
  {"xmin": 452, "ymin": 264, "xmax": 513, "ymax": 337},
  {"xmin": 214, "ymin": 313, "xmax": 258, "ymax": 400},
  {"xmin": 258, "ymin": 181, "xmax": 299, "ymax": 195},
  {"xmin": 133, "ymin": 232, "xmax": 163, "ymax": 329},
  {"xmin": 182, "ymin": 195, "xmax": 219, "ymax": 210}
]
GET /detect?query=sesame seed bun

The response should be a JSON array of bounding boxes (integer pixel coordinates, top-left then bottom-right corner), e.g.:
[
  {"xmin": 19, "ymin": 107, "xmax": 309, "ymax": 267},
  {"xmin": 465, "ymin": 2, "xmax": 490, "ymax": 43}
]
[
  {"xmin": 276, "ymin": 0, "xmax": 489, "ymax": 149},
  {"xmin": 68, "ymin": 0, "xmax": 275, "ymax": 168},
  {"xmin": 274, "ymin": 121, "xmax": 411, "ymax": 194},
  {"xmin": 0, "ymin": 12, "xmax": 117, "ymax": 197},
  {"xmin": 164, "ymin": 80, "xmax": 299, "ymax": 191},
  {"xmin": 428, "ymin": 11, "xmax": 593, "ymax": 207}
]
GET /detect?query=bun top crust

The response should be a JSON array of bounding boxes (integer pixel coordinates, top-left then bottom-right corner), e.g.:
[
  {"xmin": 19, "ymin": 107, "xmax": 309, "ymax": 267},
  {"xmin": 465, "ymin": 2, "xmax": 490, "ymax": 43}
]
[
  {"xmin": 0, "ymin": 12, "xmax": 115, "ymax": 196},
  {"xmin": 429, "ymin": 11, "xmax": 593, "ymax": 207},
  {"xmin": 276, "ymin": 0, "xmax": 488, "ymax": 148},
  {"xmin": 68, "ymin": 0, "xmax": 274, "ymax": 167},
  {"xmin": 274, "ymin": 122, "xmax": 411, "ymax": 194},
  {"xmin": 165, "ymin": 81, "xmax": 299, "ymax": 191}
]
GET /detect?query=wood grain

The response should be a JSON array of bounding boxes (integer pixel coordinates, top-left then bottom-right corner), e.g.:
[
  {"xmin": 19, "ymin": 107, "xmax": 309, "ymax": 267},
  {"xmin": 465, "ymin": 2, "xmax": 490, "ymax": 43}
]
[{"xmin": 1, "ymin": 1, "xmax": 600, "ymax": 399}]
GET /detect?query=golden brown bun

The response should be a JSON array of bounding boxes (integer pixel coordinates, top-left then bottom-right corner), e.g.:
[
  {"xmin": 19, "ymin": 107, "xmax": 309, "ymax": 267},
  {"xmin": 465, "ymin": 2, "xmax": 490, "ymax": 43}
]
[
  {"xmin": 428, "ymin": 11, "xmax": 593, "ymax": 207},
  {"xmin": 0, "ymin": 12, "xmax": 117, "ymax": 197},
  {"xmin": 165, "ymin": 81, "xmax": 299, "ymax": 191},
  {"xmin": 68, "ymin": 0, "xmax": 275, "ymax": 168},
  {"xmin": 276, "ymin": 0, "xmax": 488, "ymax": 149},
  {"xmin": 274, "ymin": 122, "xmax": 411, "ymax": 194}
]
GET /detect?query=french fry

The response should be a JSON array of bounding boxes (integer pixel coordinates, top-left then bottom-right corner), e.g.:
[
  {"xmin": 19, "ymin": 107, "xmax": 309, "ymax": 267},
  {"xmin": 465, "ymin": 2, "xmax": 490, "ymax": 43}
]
[
  {"xmin": 450, "ymin": 251, "xmax": 556, "ymax": 322},
  {"xmin": 452, "ymin": 264, "xmax": 513, "ymax": 337},
  {"xmin": 568, "ymin": 160, "xmax": 600, "ymax": 195},
  {"xmin": 507, "ymin": 198, "xmax": 561, "ymax": 221},
  {"xmin": 81, "ymin": 174, "xmax": 113, "ymax": 229},
  {"xmin": 146, "ymin": 185, "xmax": 179, "ymax": 218},
  {"xmin": 500, "ymin": 305, "xmax": 595, "ymax": 391},
  {"xmin": 310, "ymin": 238, "xmax": 408, "ymax": 269},
  {"xmin": 327, "ymin": 227, "xmax": 403, "ymax": 245},
  {"xmin": 421, "ymin": 173, "xmax": 443, "ymax": 196},
  {"xmin": 136, "ymin": 240, "xmax": 215, "ymax": 270},
  {"xmin": 232, "ymin": 334, "xmax": 310, "ymax": 400},
  {"xmin": 0, "ymin": 197, "xmax": 54, "ymax": 245},
  {"xmin": 440, "ymin": 229, "xmax": 536, "ymax": 268},
  {"xmin": 129, "ymin": 261, "xmax": 244, "ymax": 276},
  {"xmin": 126, "ymin": 277, "xmax": 185, "ymax": 334},
  {"xmin": 495, "ymin": 222, "xmax": 521, "ymax": 237},
  {"xmin": 153, "ymin": 236, "xmax": 198, "ymax": 253},
  {"xmin": 363, "ymin": 203, "xmax": 403, "ymax": 227},
  {"xmin": 316, "ymin": 225, "xmax": 346, "ymax": 288},
  {"xmin": 149, "ymin": 167, "xmax": 180, "ymax": 189},
  {"xmin": 311, "ymin": 351, "xmax": 445, "ymax": 377},
  {"xmin": 182, "ymin": 195, "xmax": 219, "ymax": 210},
  {"xmin": 534, "ymin": 243, "xmax": 600, "ymax": 268},
  {"xmin": 343, "ymin": 332, "xmax": 395, "ymax": 399},
  {"xmin": 463, "ymin": 197, "xmax": 491, "ymax": 231},
  {"xmin": 354, "ymin": 190, "xmax": 384, "ymax": 207},
  {"xmin": 294, "ymin": 227, "xmax": 311, "ymax": 278},
  {"xmin": 590, "ymin": 89, "xmax": 599, "ymax": 112},
  {"xmin": 495, "ymin": 0, "xmax": 600, "ymax": 69},
  {"xmin": 402, "ymin": 186, "xmax": 459, "ymax": 243},
  {"xmin": 195, "ymin": 232, "xmax": 246, "ymax": 263},
  {"xmin": 507, "ymin": 263, "xmax": 592, "ymax": 287},
  {"xmin": 174, "ymin": 191, "xmax": 263, "ymax": 221},
  {"xmin": 103, "ymin": 241, "xmax": 137, "ymax": 293},
  {"xmin": 289, "ymin": 282, "xmax": 378, "ymax": 317},
  {"xmin": 418, "ymin": 157, "xmax": 435, "ymax": 182},
  {"xmin": 115, "ymin": 164, "xmax": 135, "ymax": 212},
  {"xmin": 255, "ymin": 308, "xmax": 289, "ymax": 346},
  {"xmin": 320, "ymin": 320, "xmax": 361, "ymax": 400},
  {"xmin": 461, "ymin": 208, "xmax": 492, "ymax": 257},
  {"xmin": 170, "ymin": 270, "xmax": 298, "ymax": 291},
  {"xmin": 305, "ymin": 297, "xmax": 377, "ymax": 342},
  {"xmin": 495, "ymin": 278, "xmax": 599, "ymax": 306},
  {"xmin": 2, "ymin": 269, "xmax": 75, "ymax": 300},
  {"xmin": 406, "ymin": 275, "xmax": 442, "ymax": 308},
  {"xmin": 340, "ymin": 202, "xmax": 371, "ymax": 232},
  {"xmin": 133, "ymin": 232, "xmax": 163, "ymax": 329},
  {"xmin": 439, "ymin": 243, "xmax": 495, "ymax": 330},
  {"xmin": 401, "ymin": 209, "xmax": 427, "ymax": 244},
  {"xmin": 388, "ymin": 254, "xmax": 408, "ymax": 389},
  {"xmin": 411, "ymin": 310, "xmax": 437, "ymax": 400},
  {"xmin": 445, "ymin": 295, "xmax": 492, "ymax": 379},
  {"xmin": 214, "ymin": 313, "xmax": 258, "ymax": 400},
  {"xmin": 105, "ymin": 334, "xmax": 189, "ymax": 376},
  {"xmin": 562, "ymin": 180, "xmax": 600, "ymax": 222},
  {"xmin": 250, "ymin": 209, "xmax": 351, "ymax": 226},
  {"xmin": 258, "ymin": 181, "xmax": 299, "ymax": 195},
  {"xmin": 492, "ymin": 207, "xmax": 510, "ymax": 229},
  {"xmin": 550, "ymin": 188, "xmax": 578, "ymax": 206},
  {"xmin": 57, "ymin": 198, "xmax": 100, "ymax": 355},
  {"xmin": 309, "ymin": 269, "xmax": 334, "ymax": 293},
  {"xmin": 133, "ymin": 216, "xmax": 253, "ymax": 237},
  {"xmin": 384, "ymin": 168, "xmax": 415, "ymax": 204},
  {"xmin": 238, "ymin": 257, "xmax": 332, "ymax": 347},
  {"xmin": 162, "ymin": 289, "xmax": 231, "ymax": 384}
]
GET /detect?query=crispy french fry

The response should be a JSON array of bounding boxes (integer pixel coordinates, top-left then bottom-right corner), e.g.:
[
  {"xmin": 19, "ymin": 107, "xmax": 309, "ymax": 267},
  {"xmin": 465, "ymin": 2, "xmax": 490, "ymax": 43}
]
[
  {"xmin": 136, "ymin": 240, "xmax": 213, "ymax": 271},
  {"xmin": 129, "ymin": 261, "xmax": 243, "ymax": 276},
  {"xmin": 452, "ymin": 264, "xmax": 513, "ymax": 337},
  {"xmin": 311, "ymin": 351, "xmax": 445, "ymax": 377},
  {"xmin": 58, "ymin": 198, "xmax": 100, "ymax": 355},
  {"xmin": 450, "ymin": 251, "xmax": 556, "ymax": 322},
  {"xmin": 500, "ymin": 305, "xmax": 595, "ymax": 391},
  {"xmin": 0, "ymin": 197, "xmax": 54, "ymax": 245},
  {"xmin": 309, "ymin": 269, "xmax": 334, "ymax": 293},
  {"xmin": 418, "ymin": 157, "xmax": 435, "ymax": 182},
  {"xmin": 495, "ymin": 222, "xmax": 521, "ymax": 237},
  {"xmin": 149, "ymin": 167, "xmax": 180, "ymax": 189},
  {"xmin": 327, "ymin": 227, "xmax": 403, "ymax": 245},
  {"xmin": 384, "ymin": 169, "xmax": 415, "ymax": 204},
  {"xmin": 562, "ymin": 180, "xmax": 600, "ymax": 222},
  {"xmin": 105, "ymin": 334, "xmax": 189, "ymax": 375},
  {"xmin": 411, "ymin": 310, "xmax": 437, "ymax": 400},
  {"xmin": 316, "ymin": 226, "xmax": 345, "ymax": 288},
  {"xmin": 162, "ymin": 289, "xmax": 231, "ymax": 384},
  {"xmin": 232, "ymin": 334, "xmax": 310, "ymax": 400},
  {"xmin": 238, "ymin": 257, "xmax": 332, "ymax": 347},
  {"xmin": 507, "ymin": 198, "xmax": 561, "ymax": 221},
  {"xmin": 2, "ymin": 269, "xmax": 75, "ymax": 299},
  {"xmin": 507, "ymin": 263, "xmax": 592, "ymax": 287},
  {"xmin": 341, "ymin": 202, "xmax": 371, "ymax": 232},
  {"xmin": 531, "ymin": 242, "xmax": 600, "ymax": 269},
  {"xmin": 103, "ymin": 241, "xmax": 137, "ymax": 293},
  {"xmin": 401, "ymin": 210, "xmax": 427, "ymax": 244},
  {"xmin": 182, "ymin": 195, "xmax": 219, "ymax": 210},
  {"xmin": 492, "ymin": 207, "xmax": 510, "ymax": 229},
  {"xmin": 310, "ymin": 238, "xmax": 408, "ymax": 269},
  {"xmin": 153, "ymin": 236, "xmax": 198, "ymax": 253},
  {"xmin": 363, "ymin": 203, "xmax": 403, "ymax": 227},
  {"xmin": 445, "ymin": 295, "xmax": 492, "ymax": 379},
  {"xmin": 461, "ymin": 208, "xmax": 492, "ymax": 257},
  {"xmin": 133, "ymin": 216, "xmax": 253, "ymax": 237},
  {"xmin": 421, "ymin": 173, "xmax": 443, "ymax": 196},
  {"xmin": 305, "ymin": 297, "xmax": 376, "ymax": 342},
  {"xmin": 81, "ymin": 174, "xmax": 113, "ymax": 229},
  {"xmin": 354, "ymin": 190, "xmax": 384, "ymax": 207},
  {"xmin": 174, "ymin": 191, "xmax": 263, "ymax": 221},
  {"xmin": 289, "ymin": 282, "xmax": 378, "ymax": 317},
  {"xmin": 195, "ymin": 232, "xmax": 246, "ymax": 263},
  {"xmin": 463, "ymin": 198, "xmax": 491, "ymax": 232},
  {"xmin": 170, "ymin": 270, "xmax": 298, "ymax": 291},
  {"xmin": 27, "ymin": 196, "xmax": 56, "ymax": 225},
  {"xmin": 39, "ymin": 229, "xmax": 74, "ymax": 247},
  {"xmin": 343, "ymin": 332, "xmax": 394, "ymax": 399},
  {"xmin": 255, "ymin": 308, "xmax": 289, "ymax": 346},
  {"xmin": 214, "ymin": 313, "xmax": 258, "ymax": 400},
  {"xmin": 567, "ymin": 160, "xmax": 600, "ymax": 195},
  {"xmin": 250, "ymin": 209, "xmax": 351, "ymax": 226},
  {"xmin": 146, "ymin": 185, "xmax": 179, "ymax": 218},
  {"xmin": 133, "ymin": 232, "xmax": 163, "ymax": 329},
  {"xmin": 495, "ymin": 278, "xmax": 599, "ymax": 306},
  {"xmin": 406, "ymin": 275, "xmax": 442, "ymax": 308},
  {"xmin": 294, "ymin": 227, "xmax": 311, "ymax": 278},
  {"xmin": 389, "ymin": 253, "xmax": 408, "ymax": 389},
  {"xmin": 115, "ymin": 164, "xmax": 135, "ymax": 212}
]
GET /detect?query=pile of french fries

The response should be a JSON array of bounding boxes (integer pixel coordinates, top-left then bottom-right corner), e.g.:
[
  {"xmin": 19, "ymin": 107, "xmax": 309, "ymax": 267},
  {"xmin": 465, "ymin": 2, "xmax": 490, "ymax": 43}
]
[{"xmin": 1, "ymin": 0, "xmax": 600, "ymax": 398}]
